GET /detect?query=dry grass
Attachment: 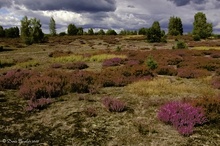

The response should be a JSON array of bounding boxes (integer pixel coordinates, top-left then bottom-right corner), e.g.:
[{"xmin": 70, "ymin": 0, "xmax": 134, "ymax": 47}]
[
  {"xmin": 52, "ymin": 54, "xmax": 127, "ymax": 63},
  {"xmin": 126, "ymin": 76, "xmax": 219, "ymax": 98},
  {"xmin": 192, "ymin": 46, "xmax": 220, "ymax": 50}
]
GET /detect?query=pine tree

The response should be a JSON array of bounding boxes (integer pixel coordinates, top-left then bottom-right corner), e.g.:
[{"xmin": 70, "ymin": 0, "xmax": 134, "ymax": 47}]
[
  {"xmin": 67, "ymin": 24, "xmax": 78, "ymax": 35},
  {"xmin": 147, "ymin": 21, "xmax": 162, "ymax": 42},
  {"xmin": 168, "ymin": 16, "xmax": 183, "ymax": 36}
]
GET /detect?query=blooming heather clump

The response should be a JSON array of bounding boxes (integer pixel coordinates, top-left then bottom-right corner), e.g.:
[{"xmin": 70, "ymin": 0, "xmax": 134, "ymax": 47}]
[
  {"xmin": 102, "ymin": 57, "xmax": 123, "ymax": 67},
  {"xmin": 0, "ymin": 69, "xmax": 32, "ymax": 89},
  {"xmin": 102, "ymin": 97, "xmax": 126, "ymax": 112},
  {"xmin": 26, "ymin": 98, "xmax": 52, "ymax": 111},
  {"xmin": 158, "ymin": 101, "xmax": 207, "ymax": 136}
]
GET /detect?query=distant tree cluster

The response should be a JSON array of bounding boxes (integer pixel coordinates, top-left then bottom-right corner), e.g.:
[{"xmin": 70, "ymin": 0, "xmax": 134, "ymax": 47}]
[
  {"xmin": 0, "ymin": 26, "xmax": 19, "ymax": 38},
  {"xmin": 0, "ymin": 11, "xmax": 215, "ymax": 45},
  {"xmin": 67, "ymin": 24, "xmax": 84, "ymax": 35}
]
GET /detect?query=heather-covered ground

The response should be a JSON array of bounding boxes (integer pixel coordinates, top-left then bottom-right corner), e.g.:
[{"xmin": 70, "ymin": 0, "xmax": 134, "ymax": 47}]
[{"xmin": 0, "ymin": 35, "xmax": 220, "ymax": 145}]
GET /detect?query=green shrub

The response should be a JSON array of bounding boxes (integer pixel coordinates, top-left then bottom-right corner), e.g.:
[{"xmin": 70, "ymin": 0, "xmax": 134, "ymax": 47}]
[
  {"xmin": 146, "ymin": 56, "xmax": 158, "ymax": 70},
  {"xmin": 193, "ymin": 35, "xmax": 201, "ymax": 41},
  {"xmin": 175, "ymin": 41, "xmax": 188, "ymax": 49}
]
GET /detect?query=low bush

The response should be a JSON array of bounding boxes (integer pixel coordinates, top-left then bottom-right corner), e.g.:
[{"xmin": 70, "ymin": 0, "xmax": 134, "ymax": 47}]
[
  {"xmin": 98, "ymin": 65, "xmax": 153, "ymax": 87},
  {"xmin": 167, "ymin": 56, "xmax": 183, "ymax": 65},
  {"xmin": 102, "ymin": 97, "xmax": 126, "ymax": 112},
  {"xmin": 0, "ymin": 69, "xmax": 32, "ymax": 89},
  {"xmin": 124, "ymin": 59, "xmax": 140, "ymax": 66},
  {"xmin": 174, "ymin": 41, "xmax": 188, "ymax": 49},
  {"xmin": 177, "ymin": 67, "xmax": 210, "ymax": 78},
  {"xmin": 102, "ymin": 57, "xmax": 124, "ymax": 67},
  {"xmin": 51, "ymin": 63, "xmax": 63, "ymax": 69},
  {"xmin": 211, "ymin": 76, "xmax": 220, "ymax": 89},
  {"xmin": 155, "ymin": 66, "xmax": 177, "ymax": 76},
  {"xmin": 69, "ymin": 71, "xmax": 97, "ymax": 93},
  {"xmin": 19, "ymin": 71, "xmax": 69, "ymax": 100},
  {"xmin": 26, "ymin": 98, "xmax": 53, "ymax": 112},
  {"xmin": 48, "ymin": 50, "xmax": 72, "ymax": 57},
  {"xmin": 193, "ymin": 35, "xmax": 201, "ymax": 41},
  {"xmin": 146, "ymin": 56, "xmax": 158, "ymax": 70},
  {"xmin": 158, "ymin": 101, "xmax": 207, "ymax": 136},
  {"xmin": 65, "ymin": 62, "xmax": 88, "ymax": 70},
  {"xmin": 186, "ymin": 96, "xmax": 220, "ymax": 123}
]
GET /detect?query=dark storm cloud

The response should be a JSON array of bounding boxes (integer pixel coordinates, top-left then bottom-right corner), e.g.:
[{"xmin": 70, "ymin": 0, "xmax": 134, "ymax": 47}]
[
  {"xmin": 168, "ymin": 0, "xmax": 207, "ymax": 6},
  {"xmin": 0, "ymin": 0, "xmax": 11, "ymax": 8},
  {"xmin": 15, "ymin": 0, "xmax": 116, "ymax": 12}
]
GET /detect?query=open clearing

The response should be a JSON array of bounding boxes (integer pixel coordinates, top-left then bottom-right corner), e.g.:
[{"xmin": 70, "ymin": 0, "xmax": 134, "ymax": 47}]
[{"xmin": 0, "ymin": 35, "xmax": 220, "ymax": 145}]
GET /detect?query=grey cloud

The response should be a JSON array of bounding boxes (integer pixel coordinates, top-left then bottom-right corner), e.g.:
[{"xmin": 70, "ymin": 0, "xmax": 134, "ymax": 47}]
[
  {"xmin": 0, "ymin": 0, "xmax": 11, "ymax": 8},
  {"xmin": 15, "ymin": 0, "xmax": 116, "ymax": 13},
  {"xmin": 168, "ymin": 0, "xmax": 208, "ymax": 6}
]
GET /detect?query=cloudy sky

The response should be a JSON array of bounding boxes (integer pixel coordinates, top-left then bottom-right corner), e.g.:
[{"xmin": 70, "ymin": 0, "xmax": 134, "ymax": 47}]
[{"xmin": 0, "ymin": 0, "xmax": 220, "ymax": 34}]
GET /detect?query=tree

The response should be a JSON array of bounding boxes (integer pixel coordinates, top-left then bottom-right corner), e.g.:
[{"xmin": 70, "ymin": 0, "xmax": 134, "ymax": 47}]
[
  {"xmin": 21, "ymin": 16, "xmax": 31, "ymax": 44},
  {"xmin": 0, "ymin": 26, "xmax": 5, "ymax": 37},
  {"xmin": 67, "ymin": 24, "xmax": 78, "ymax": 35},
  {"xmin": 147, "ymin": 21, "xmax": 163, "ymax": 42},
  {"xmin": 20, "ymin": 16, "xmax": 44, "ymax": 45},
  {"xmin": 77, "ymin": 27, "xmax": 83, "ymax": 35},
  {"xmin": 31, "ymin": 18, "xmax": 44, "ymax": 43},
  {"xmin": 5, "ymin": 27, "xmax": 19, "ymax": 38},
  {"xmin": 49, "ymin": 17, "xmax": 56, "ymax": 36},
  {"xmin": 88, "ymin": 28, "xmax": 94, "ymax": 35},
  {"xmin": 97, "ymin": 29, "xmax": 105, "ymax": 35},
  {"xmin": 192, "ymin": 12, "xmax": 213, "ymax": 39},
  {"xmin": 168, "ymin": 16, "xmax": 183, "ymax": 36},
  {"xmin": 106, "ymin": 29, "xmax": 117, "ymax": 35},
  {"xmin": 138, "ymin": 27, "xmax": 148, "ymax": 35}
]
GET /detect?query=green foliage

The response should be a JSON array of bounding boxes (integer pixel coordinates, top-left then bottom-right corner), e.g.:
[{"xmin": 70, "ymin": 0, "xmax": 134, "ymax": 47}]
[
  {"xmin": 119, "ymin": 30, "xmax": 137, "ymax": 35},
  {"xmin": 106, "ymin": 29, "xmax": 117, "ymax": 35},
  {"xmin": 168, "ymin": 16, "xmax": 183, "ymax": 36},
  {"xmin": 193, "ymin": 12, "xmax": 213, "ymax": 39},
  {"xmin": 174, "ymin": 41, "xmax": 188, "ymax": 49},
  {"xmin": 193, "ymin": 35, "xmax": 201, "ymax": 41},
  {"xmin": 88, "ymin": 28, "xmax": 94, "ymax": 35},
  {"xmin": 146, "ymin": 56, "xmax": 158, "ymax": 70},
  {"xmin": 147, "ymin": 21, "xmax": 164, "ymax": 43},
  {"xmin": 77, "ymin": 27, "xmax": 84, "ymax": 35},
  {"xmin": 20, "ymin": 16, "xmax": 44, "ymax": 45},
  {"xmin": 67, "ymin": 24, "xmax": 78, "ymax": 35},
  {"xmin": 97, "ymin": 29, "xmax": 105, "ymax": 35},
  {"xmin": 138, "ymin": 27, "xmax": 148, "ymax": 35},
  {"xmin": 59, "ymin": 32, "xmax": 66, "ymax": 36},
  {"xmin": 49, "ymin": 17, "xmax": 56, "ymax": 36}
]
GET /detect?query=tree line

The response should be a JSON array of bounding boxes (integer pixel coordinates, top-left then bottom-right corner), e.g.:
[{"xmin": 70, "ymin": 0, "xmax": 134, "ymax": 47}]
[{"xmin": 0, "ymin": 12, "xmax": 214, "ymax": 44}]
